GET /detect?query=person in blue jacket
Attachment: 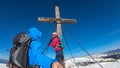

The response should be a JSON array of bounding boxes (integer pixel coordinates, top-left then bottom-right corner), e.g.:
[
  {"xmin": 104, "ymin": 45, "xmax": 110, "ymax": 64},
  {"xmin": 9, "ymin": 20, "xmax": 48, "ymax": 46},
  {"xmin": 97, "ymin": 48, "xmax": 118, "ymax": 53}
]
[{"xmin": 28, "ymin": 27, "xmax": 63, "ymax": 68}]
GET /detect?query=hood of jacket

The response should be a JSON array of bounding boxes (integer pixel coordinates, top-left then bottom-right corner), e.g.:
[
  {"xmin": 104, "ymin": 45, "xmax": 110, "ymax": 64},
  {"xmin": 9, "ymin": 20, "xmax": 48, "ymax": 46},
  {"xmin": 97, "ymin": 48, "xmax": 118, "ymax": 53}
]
[{"xmin": 28, "ymin": 27, "xmax": 42, "ymax": 41}]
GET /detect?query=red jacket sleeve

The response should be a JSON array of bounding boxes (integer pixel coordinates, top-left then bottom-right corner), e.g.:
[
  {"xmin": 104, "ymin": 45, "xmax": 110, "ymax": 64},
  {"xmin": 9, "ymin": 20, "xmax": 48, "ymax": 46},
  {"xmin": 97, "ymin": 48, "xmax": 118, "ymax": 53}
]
[{"xmin": 50, "ymin": 38, "xmax": 59, "ymax": 48}]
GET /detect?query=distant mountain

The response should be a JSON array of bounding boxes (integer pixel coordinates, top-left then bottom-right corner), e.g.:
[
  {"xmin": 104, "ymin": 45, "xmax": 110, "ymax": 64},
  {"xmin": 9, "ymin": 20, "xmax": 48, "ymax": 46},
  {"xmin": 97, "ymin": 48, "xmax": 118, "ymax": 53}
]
[
  {"xmin": 0, "ymin": 59, "xmax": 8, "ymax": 64},
  {"xmin": 104, "ymin": 48, "xmax": 120, "ymax": 54},
  {"xmin": 101, "ymin": 48, "xmax": 120, "ymax": 59}
]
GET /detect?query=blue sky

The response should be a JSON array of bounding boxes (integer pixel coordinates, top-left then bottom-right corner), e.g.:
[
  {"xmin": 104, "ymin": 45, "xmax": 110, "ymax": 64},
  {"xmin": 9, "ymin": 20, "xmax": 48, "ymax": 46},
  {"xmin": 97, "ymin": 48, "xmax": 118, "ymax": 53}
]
[{"xmin": 0, "ymin": 0, "xmax": 120, "ymax": 60}]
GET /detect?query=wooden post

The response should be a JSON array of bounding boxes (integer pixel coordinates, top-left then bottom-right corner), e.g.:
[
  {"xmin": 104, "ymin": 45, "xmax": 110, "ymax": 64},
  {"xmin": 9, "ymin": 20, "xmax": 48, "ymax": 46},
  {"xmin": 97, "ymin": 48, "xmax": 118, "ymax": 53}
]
[
  {"xmin": 55, "ymin": 6, "xmax": 62, "ymax": 35},
  {"xmin": 38, "ymin": 6, "xmax": 76, "ymax": 68}
]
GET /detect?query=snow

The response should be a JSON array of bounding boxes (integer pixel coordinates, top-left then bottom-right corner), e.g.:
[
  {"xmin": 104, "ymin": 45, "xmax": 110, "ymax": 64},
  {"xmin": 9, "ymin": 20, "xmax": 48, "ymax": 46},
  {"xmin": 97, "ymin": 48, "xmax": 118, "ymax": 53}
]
[
  {"xmin": 0, "ymin": 63, "xmax": 8, "ymax": 68},
  {"xmin": 65, "ymin": 54, "xmax": 120, "ymax": 68},
  {"xmin": 65, "ymin": 60, "xmax": 120, "ymax": 68},
  {"xmin": 78, "ymin": 62, "xmax": 120, "ymax": 68}
]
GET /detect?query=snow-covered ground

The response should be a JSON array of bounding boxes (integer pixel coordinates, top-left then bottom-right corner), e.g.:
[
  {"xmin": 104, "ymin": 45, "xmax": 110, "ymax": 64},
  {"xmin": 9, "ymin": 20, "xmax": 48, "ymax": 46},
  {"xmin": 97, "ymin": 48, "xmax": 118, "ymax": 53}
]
[
  {"xmin": 0, "ymin": 63, "xmax": 8, "ymax": 68},
  {"xmin": 65, "ymin": 53, "xmax": 120, "ymax": 68},
  {"xmin": 66, "ymin": 61, "xmax": 120, "ymax": 68}
]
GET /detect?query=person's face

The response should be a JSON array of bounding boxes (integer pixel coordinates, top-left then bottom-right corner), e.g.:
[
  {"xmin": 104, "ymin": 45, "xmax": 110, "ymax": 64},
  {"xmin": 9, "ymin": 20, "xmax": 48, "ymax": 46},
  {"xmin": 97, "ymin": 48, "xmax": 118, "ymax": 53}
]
[{"xmin": 52, "ymin": 34, "xmax": 56, "ymax": 38}]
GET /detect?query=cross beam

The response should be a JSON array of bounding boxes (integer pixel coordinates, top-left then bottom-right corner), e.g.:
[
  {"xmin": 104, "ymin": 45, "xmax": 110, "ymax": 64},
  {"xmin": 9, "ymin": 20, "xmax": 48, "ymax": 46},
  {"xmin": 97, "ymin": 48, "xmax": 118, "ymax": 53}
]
[
  {"xmin": 38, "ymin": 6, "xmax": 76, "ymax": 68},
  {"xmin": 38, "ymin": 17, "xmax": 76, "ymax": 24},
  {"xmin": 38, "ymin": 6, "xmax": 76, "ymax": 35}
]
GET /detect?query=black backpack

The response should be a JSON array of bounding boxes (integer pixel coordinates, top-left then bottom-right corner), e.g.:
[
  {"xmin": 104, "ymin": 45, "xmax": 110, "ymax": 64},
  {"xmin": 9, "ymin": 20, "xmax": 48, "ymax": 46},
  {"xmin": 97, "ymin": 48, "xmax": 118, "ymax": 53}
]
[{"xmin": 9, "ymin": 32, "xmax": 31, "ymax": 68}]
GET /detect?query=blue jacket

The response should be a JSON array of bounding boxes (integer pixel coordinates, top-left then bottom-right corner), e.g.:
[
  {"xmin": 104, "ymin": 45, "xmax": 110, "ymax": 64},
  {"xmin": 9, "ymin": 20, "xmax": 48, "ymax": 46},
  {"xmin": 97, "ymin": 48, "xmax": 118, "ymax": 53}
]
[{"xmin": 28, "ymin": 27, "xmax": 56, "ymax": 68}]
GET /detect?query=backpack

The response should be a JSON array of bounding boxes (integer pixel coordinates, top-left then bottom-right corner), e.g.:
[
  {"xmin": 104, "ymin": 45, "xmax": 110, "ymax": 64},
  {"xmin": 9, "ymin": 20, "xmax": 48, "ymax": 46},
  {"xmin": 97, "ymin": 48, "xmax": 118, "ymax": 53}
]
[
  {"xmin": 58, "ymin": 35, "xmax": 64, "ymax": 48},
  {"xmin": 8, "ymin": 32, "xmax": 31, "ymax": 68}
]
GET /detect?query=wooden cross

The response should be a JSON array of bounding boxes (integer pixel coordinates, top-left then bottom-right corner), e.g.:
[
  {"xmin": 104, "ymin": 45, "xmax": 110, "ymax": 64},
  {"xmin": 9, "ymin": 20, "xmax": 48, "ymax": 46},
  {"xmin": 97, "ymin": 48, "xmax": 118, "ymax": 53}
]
[{"xmin": 38, "ymin": 6, "xmax": 76, "ymax": 68}]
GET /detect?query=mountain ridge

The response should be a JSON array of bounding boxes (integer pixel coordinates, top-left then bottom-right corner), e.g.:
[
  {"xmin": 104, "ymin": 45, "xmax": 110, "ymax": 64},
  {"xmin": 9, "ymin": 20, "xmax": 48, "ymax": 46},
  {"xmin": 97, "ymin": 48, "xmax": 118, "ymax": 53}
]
[
  {"xmin": 104, "ymin": 48, "xmax": 120, "ymax": 54},
  {"xmin": 0, "ymin": 59, "xmax": 8, "ymax": 64}
]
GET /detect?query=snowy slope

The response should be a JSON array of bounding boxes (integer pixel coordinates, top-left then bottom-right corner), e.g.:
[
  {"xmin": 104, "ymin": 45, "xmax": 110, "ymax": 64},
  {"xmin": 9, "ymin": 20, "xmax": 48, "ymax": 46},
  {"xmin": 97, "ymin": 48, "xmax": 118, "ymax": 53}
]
[
  {"xmin": 66, "ymin": 61, "xmax": 120, "ymax": 68},
  {"xmin": 65, "ymin": 53, "xmax": 120, "ymax": 68},
  {"xmin": 65, "ymin": 59, "xmax": 120, "ymax": 68},
  {"xmin": 0, "ymin": 63, "xmax": 8, "ymax": 68}
]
